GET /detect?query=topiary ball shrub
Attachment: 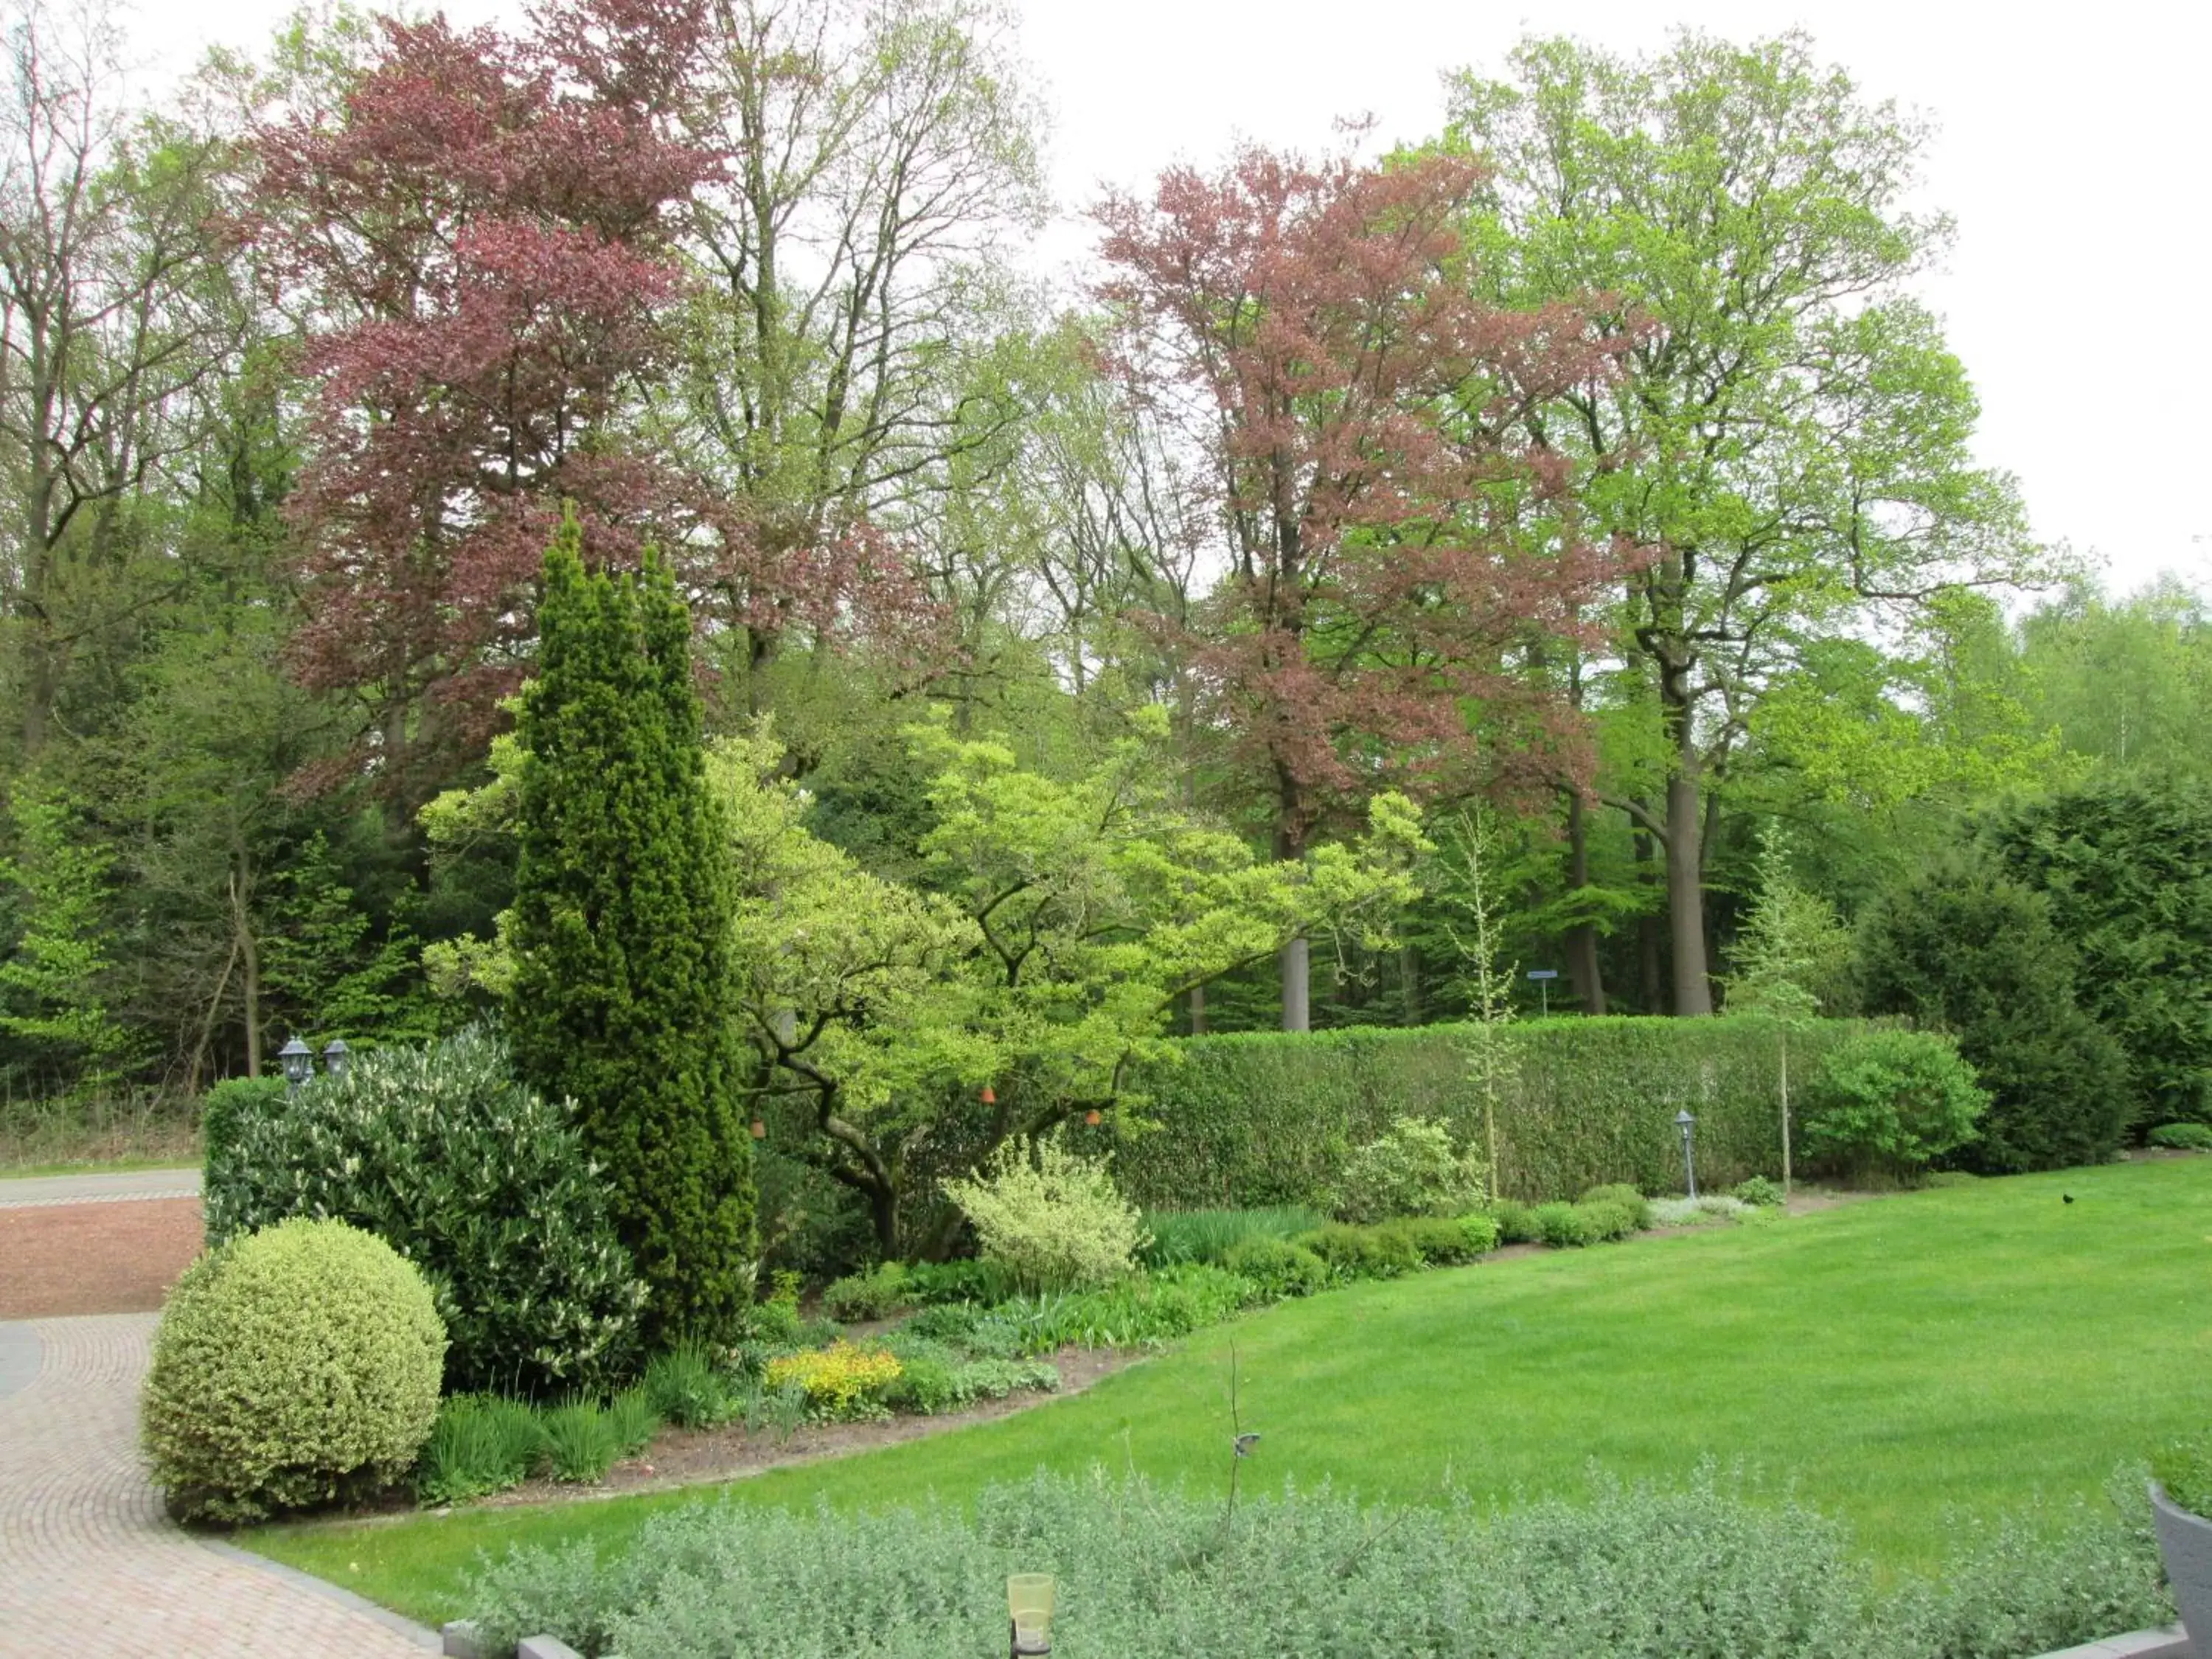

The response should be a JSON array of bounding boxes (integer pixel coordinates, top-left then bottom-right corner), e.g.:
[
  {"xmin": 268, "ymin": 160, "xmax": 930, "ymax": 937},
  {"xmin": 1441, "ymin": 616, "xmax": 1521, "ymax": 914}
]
[
  {"xmin": 202, "ymin": 1026, "xmax": 647, "ymax": 1395},
  {"xmin": 1801, "ymin": 1029, "xmax": 1989, "ymax": 1183},
  {"xmin": 142, "ymin": 1217, "xmax": 445, "ymax": 1524}
]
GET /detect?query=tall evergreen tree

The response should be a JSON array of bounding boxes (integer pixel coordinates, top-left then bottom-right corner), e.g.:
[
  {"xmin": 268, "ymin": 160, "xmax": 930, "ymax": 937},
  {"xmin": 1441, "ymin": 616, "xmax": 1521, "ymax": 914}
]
[{"xmin": 507, "ymin": 511, "xmax": 754, "ymax": 1340}]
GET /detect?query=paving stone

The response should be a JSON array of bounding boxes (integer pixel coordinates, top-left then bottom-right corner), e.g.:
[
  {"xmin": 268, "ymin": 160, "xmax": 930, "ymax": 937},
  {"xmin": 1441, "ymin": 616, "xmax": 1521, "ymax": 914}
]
[{"xmin": 0, "ymin": 1309, "xmax": 431, "ymax": 1655}]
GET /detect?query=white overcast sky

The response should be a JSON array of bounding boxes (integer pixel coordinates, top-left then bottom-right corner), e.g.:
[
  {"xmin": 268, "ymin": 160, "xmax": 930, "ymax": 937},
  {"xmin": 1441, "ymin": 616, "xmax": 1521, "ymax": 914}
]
[{"xmin": 139, "ymin": 0, "xmax": 2212, "ymax": 598}]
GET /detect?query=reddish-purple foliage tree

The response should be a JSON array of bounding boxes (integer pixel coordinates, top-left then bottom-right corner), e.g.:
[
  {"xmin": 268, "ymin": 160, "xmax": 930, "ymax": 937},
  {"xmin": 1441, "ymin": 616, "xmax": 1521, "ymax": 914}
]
[
  {"xmin": 254, "ymin": 0, "xmax": 717, "ymax": 801},
  {"xmin": 1094, "ymin": 144, "xmax": 1631, "ymax": 1026}
]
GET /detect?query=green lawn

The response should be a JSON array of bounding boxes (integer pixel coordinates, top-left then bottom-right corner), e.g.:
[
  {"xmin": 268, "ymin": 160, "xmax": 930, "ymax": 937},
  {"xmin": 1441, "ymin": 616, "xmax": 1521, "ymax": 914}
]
[{"xmin": 246, "ymin": 1158, "xmax": 2212, "ymax": 1628}]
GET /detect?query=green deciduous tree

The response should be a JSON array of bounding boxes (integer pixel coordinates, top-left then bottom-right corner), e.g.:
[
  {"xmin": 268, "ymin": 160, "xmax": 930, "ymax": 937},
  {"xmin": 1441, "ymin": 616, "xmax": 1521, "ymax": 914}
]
[
  {"xmin": 506, "ymin": 512, "xmax": 754, "ymax": 1340},
  {"xmin": 0, "ymin": 776, "xmax": 137, "ymax": 1093},
  {"xmin": 1450, "ymin": 31, "xmax": 2048, "ymax": 1015}
]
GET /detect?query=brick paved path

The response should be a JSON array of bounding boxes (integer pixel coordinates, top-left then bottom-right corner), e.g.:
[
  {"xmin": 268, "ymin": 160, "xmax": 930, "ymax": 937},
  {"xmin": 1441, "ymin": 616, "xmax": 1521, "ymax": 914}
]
[{"xmin": 0, "ymin": 1311, "xmax": 434, "ymax": 1656}]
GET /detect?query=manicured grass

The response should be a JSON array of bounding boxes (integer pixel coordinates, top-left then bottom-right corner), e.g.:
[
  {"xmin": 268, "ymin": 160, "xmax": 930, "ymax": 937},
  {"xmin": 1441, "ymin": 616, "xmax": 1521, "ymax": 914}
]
[{"xmin": 246, "ymin": 1158, "xmax": 2212, "ymax": 1628}]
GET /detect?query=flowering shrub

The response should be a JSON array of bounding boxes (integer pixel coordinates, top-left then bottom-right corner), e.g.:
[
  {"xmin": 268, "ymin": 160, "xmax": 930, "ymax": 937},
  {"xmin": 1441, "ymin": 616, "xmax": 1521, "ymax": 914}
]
[
  {"xmin": 762, "ymin": 1341, "xmax": 904, "ymax": 1419},
  {"xmin": 942, "ymin": 1141, "xmax": 1148, "ymax": 1290}
]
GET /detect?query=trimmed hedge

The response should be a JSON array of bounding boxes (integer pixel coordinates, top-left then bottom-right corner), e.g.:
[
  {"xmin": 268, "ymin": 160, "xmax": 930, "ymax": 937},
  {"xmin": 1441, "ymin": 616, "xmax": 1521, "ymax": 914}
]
[{"xmin": 1105, "ymin": 1017, "xmax": 1863, "ymax": 1208}]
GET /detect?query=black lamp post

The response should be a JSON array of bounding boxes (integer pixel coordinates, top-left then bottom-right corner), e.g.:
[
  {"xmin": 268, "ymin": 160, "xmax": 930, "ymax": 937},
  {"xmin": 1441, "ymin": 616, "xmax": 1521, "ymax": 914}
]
[
  {"xmin": 1676, "ymin": 1108, "xmax": 1698, "ymax": 1199},
  {"xmin": 279, "ymin": 1035, "xmax": 314, "ymax": 1095},
  {"xmin": 321, "ymin": 1037, "xmax": 350, "ymax": 1079}
]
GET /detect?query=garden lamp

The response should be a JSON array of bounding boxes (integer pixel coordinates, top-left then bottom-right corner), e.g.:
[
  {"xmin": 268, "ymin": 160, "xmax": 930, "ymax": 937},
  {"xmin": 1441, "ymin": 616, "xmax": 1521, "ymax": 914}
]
[
  {"xmin": 279, "ymin": 1035, "xmax": 313, "ymax": 1094},
  {"xmin": 321, "ymin": 1037, "xmax": 349, "ymax": 1079},
  {"xmin": 1676, "ymin": 1108, "xmax": 1698, "ymax": 1199},
  {"xmin": 1008, "ymin": 1573, "xmax": 1055, "ymax": 1657}
]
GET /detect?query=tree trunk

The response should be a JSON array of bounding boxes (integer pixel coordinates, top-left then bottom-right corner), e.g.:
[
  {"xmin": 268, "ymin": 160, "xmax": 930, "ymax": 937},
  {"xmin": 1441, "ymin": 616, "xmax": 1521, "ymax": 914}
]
[
  {"xmin": 1632, "ymin": 811, "xmax": 1666, "ymax": 1014},
  {"xmin": 1664, "ymin": 766, "xmax": 1713, "ymax": 1015},
  {"xmin": 1279, "ymin": 936, "xmax": 1310, "ymax": 1032},
  {"xmin": 1189, "ymin": 984, "xmax": 1208, "ymax": 1034},
  {"xmin": 1399, "ymin": 941, "xmax": 1422, "ymax": 1026},
  {"xmin": 1562, "ymin": 792, "xmax": 1605, "ymax": 1015}
]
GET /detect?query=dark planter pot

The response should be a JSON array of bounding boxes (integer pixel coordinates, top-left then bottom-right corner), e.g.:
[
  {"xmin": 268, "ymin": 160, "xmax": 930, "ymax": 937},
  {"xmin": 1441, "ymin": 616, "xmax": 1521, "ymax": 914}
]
[{"xmin": 2151, "ymin": 1481, "xmax": 2212, "ymax": 1653}]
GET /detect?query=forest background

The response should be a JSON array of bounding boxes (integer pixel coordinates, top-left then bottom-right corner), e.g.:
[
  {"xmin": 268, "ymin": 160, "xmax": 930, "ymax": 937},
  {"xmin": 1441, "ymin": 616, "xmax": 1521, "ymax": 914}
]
[{"xmin": 3, "ymin": 0, "xmax": 2207, "ymax": 1134}]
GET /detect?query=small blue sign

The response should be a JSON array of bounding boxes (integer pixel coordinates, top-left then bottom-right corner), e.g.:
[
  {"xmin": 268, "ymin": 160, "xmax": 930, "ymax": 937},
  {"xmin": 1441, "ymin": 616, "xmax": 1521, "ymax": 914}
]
[{"xmin": 1526, "ymin": 970, "xmax": 1559, "ymax": 980}]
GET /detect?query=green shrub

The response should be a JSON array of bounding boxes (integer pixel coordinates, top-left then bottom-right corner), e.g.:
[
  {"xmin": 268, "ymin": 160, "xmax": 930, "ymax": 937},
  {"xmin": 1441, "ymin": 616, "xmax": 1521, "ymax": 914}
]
[
  {"xmin": 900, "ymin": 1259, "xmax": 1022, "ymax": 1307},
  {"xmin": 1981, "ymin": 776, "xmax": 2212, "ymax": 1127},
  {"xmin": 822, "ymin": 1262, "xmax": 915, "ymax": 1322},
  {"xmin": 142, "ymin": 1217, "xmax": 445, "ymax": 1523},
  {"xmin": 882, "ymin": 1339, "xmax": 1059, "ymax": 1414},
  {"xmin": 507, "ymin": 522, "xmax": 756, "ymax": 1343},
  {"xmin": 2150, "ymin": 1122, "xmax": 2212, "ymax": 1152},
  {"xmin": 1141, "ymin": 1205, "xmax": 1326, "ymax": 1267},
  {"xmin": 201, "ymin": 1027, "xmax": 646, "ymax": 1394},
  {"xmin": 1332, "ymin": 1115, "xmax": 1487, "ymax": 1222},
  {"xmin": 417, "ymin": 1394, "xmax": 548, "ymax": 1506},
  {"xmin": 1576, "ymin": 1199, "xmax": 1641, "ymax": 1242},
  {"xmin": 1801, "ymin": 1029, "xmax": 1989, "ymax": 1180},
  {"xmin": 1222, "ymin": 1237, "xmax": 1330, "ymax": 1296},
  {"xmin": 992, "ymin": 1265, "xmax": 1261, "ymax": 1353},
  {"xmin": 1380, "ymin": 1214, "xmax": 1495, "ymax": 1266},
  {"xmin": 1489, "ymin": 1199, "xmax": 1538, "ymax": 1244},
  {"xmin": 1294, "ymin": 1222, "xmax": 1419, "ymax": 1280},
  {"xmin": 541, "ymin": 1400, "xmax": 625, "ymax": 1484},
  {"xmin": 1733, "ymin": 1175, "xmax": 1785, "ymax": 1207},
  {"xmin": 942, "ymin": 1141, "xmax": 1148, "ymax": 1291},
  {"xmin": 1919, "ymin": 1170, "xmax": 1982, "ymax": 1189},
  {"xmin": 197, "ymin": 1074, "xmax": 285, "ymax": 1175},
  {"xmin": 1857, "ymin": 859, "xmax": 2135, "ymax": 1169},
  {"xmin": 641, "ymin": 1343, "xmax": 728, "ymax": 1430},
  {"xmin": 1115, "ymin": 1017, "xmax": 1864, "ymax": 1211},
  {"xmin": 1577, "ymin": 1183, "xmax": 1652, "ymax": 1231},
  {"xmin": 883, "ymin": 1348, "xmax": 962, "ymax": 1414},
  {"xmin": 456, "ymin": 1464, "xmax": 2171, "ymax": 1659},
  {"xmin": 1532, "ymin": 1201, "xmax": 1599, "ymax": 1248}
]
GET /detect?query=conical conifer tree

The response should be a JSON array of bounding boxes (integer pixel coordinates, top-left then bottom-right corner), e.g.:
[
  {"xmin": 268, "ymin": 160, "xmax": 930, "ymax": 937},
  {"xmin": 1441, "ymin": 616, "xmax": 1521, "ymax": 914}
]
[{"xmin": 507, "ymin": 509, "xmax": 754, "ymax": 1340}]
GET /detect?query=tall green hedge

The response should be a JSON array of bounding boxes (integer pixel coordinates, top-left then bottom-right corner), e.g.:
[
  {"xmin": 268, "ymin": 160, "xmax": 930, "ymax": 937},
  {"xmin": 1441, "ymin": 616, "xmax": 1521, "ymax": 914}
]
[{"xmin": 1104, "ymin": 1017, "xmax": 1863, "ymax": 1208}]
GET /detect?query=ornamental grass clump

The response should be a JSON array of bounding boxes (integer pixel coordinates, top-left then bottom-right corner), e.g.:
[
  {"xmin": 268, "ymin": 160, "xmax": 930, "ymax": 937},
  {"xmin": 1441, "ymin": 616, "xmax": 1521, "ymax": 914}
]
[
  {"xmin": 142, "ymin": 1217, "xmax": 445, "ymax": 1524},
  {"xmin": 942, "ymin": 1141, "xmax": 1147, "ymax": 1291},
  {"xmin": 417, "ymin": 1394, "xmax": 549, "ymax": 1505}
]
